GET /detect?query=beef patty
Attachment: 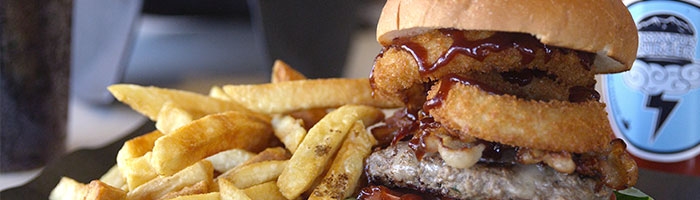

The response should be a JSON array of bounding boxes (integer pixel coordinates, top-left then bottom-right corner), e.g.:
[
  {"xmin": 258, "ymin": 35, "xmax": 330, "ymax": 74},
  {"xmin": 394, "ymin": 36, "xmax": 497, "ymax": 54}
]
[{"xmin": 365, "ymin": 142, "xmax": 612, "ymax": 200}]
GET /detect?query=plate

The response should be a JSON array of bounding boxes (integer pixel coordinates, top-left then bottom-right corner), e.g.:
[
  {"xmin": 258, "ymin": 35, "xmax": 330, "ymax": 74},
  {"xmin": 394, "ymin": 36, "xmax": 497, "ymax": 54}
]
[
  {"xmin": 0, "ymin": 121, "xmax": 154, "ymax": 199},
  {"xmin": 2, "ymin": 120, "xmax": 699, "ymax": 199}
]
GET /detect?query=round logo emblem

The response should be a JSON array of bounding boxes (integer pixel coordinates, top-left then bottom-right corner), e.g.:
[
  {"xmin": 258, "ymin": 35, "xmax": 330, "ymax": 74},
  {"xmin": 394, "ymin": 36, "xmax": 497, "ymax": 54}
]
[{"xmin": 604, "ymin": 0, "xmax": 700, "ymax": 162}]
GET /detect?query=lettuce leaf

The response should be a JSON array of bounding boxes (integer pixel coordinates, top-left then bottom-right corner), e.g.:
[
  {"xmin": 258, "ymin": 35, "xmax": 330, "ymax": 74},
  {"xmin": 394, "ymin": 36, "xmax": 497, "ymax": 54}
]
[{"xmin": 614, "ymin": 187, "xmax": 653, "ymax": 200}]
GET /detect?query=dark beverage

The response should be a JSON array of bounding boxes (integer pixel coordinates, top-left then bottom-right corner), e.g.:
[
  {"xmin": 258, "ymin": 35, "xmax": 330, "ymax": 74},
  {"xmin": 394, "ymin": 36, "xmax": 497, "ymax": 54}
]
[{"xmin": 1, "ymin": 0, "xmax": 72, "ymax": 172}]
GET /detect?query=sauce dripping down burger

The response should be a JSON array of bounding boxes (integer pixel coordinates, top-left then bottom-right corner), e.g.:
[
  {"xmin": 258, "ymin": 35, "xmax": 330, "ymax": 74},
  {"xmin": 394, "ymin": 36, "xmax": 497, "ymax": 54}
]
[{"xmin": 363, "ymin": 0, "xmax": 640, "ymax": 199}]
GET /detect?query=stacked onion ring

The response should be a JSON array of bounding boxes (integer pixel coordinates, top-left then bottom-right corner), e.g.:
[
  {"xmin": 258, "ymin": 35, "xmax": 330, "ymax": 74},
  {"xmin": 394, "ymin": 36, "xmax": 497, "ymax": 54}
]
[{"xmin": 362, "ymin": 0, "xmax": 640, "ymax": 199}]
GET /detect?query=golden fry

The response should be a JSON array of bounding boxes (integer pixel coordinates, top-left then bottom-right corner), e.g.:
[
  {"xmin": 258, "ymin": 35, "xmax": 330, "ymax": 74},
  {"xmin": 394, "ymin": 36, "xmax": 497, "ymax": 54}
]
[
  {"xmin": 309, "ymin": 121, "xmax": 377, "ymax": 200},
  {"xmin": 243, "ymin": 181, "xmax": 287, "ymax": 200},
  {"xmin": 84, "ymin": 180, "xmax": 128, "ymax": 200},
  {"xmin": 116, "ymin": 130, "xmax": 163, "ymax": 165},
  {"xmin": 205, "ymin": 149, "xmax": 256, "ymax": 173},
  {"xmin": 123, "ymin": 152, "xmax": 158, "ymax": 191},
  {"xmin": 151, "ymin": 111, "xmax": 273, "ymax": 176},
  {"xmin": 220, "ymin": 160, "xmax": 287, "ymax": 189},
  {"xmin": 289, "ymin": 108, "xmax": 328, "ymax": 130},
  {"xmin": 127, "ymin": 160, "xmax": 214, "ymax": 200},
  {"xmin": 99, "ymin": 165, "xmax": 126, "ymax": 190},
  {"xmin": 116, "ymin": 130, "xmax": 163, "ymax": 191},
  {"xmin": 209, "ymin": 86, "xmax": 232, "ymax": 101},
  {"xmin": 168, "ymin": 192, "xmax": 220, "ymax": 200},
  {"xmin": 277, "ymin": 105, "xmax": 384, "ymax": 199},
  {"xmin": 155, "ymin": 101, "xmax": 196, "ymax": 134},
  {"xmin": 269, "ymin": 62, "xmax": 328, "ymax": 129},
  {"xmin": 216, "ymin": 147, "xmax": 290, "ymax": 182},
  {"xmin": 108, "ymin": 84, "xmax": 268, "ymax": 122},
  {"xmin": 271, "ymin": 115, "xmax": 307, "ymax": 153},
  {"xmin": 218, "ymin": 179, "xmax": 251, "ymax": 200},
  {"xmin": 159, "ymin": 180, "xmax": 210, "ymax": 200},
  {"xmin": 222, "ymin": 78, "xmax": 401, "ymax": 114},
  {"xmin": 50, "ymin": 177, "xmax": 87, "ymax": 200},
  {"xmin": 271, "ymin": 60, "xmax": 306, "ymax": 83},
  {"xmin": 50, "ymin": 177, "xmax": 127, "ymax": 200},
  {"xmin": 237, "ymin": 147, "xmax": 290, "ymax": 166}
]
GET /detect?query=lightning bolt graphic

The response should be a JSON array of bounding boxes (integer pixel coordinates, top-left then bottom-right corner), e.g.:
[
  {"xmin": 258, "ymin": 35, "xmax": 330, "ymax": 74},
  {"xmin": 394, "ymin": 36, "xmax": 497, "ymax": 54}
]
[{"xmin": 646, "ymin": 94, "xmax": 678, "ymax": 141}]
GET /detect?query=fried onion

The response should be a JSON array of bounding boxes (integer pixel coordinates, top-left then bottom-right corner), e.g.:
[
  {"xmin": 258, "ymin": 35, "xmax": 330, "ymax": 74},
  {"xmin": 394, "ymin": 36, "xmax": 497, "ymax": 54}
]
[{"xmin": 426, "ymin": 80, "xmax": 614, "ymax": 153}]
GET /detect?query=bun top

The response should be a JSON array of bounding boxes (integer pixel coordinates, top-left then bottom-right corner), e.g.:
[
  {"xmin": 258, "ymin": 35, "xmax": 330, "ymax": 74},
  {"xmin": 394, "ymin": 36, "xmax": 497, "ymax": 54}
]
[{"xmin": 376, "ymin": 0, "xmax": 638, "ymax": 74}]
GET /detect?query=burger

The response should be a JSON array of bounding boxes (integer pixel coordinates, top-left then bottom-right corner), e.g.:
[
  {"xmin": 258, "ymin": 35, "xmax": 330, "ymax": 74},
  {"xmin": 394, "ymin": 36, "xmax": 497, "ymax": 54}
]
[{"xmin": 359, "ymin": 0, "xmax": 639, "ymax": 199}]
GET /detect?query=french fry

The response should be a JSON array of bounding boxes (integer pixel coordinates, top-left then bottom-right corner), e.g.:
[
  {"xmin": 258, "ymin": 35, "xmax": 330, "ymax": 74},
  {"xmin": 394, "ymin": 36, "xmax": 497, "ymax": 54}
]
[
  {"xmin": 219, "ymin": 160, "xmax": 287, "ymax": 189},
  {"xmin": 99, "ymin": 165, "xmax": 126, "ymax": 190},
  {"xmin": 122, "ymin": 152, "xmax": 157, "ymax": 191},
  {"xmin": 159, "ymin": 180, "xmax": 210, "ymax": 200},
  {"xmin": 116, "ymin": 130, "xmax": 163, "ymax": 166},
  {"xmin": 221, "ymin": 78, "xmax": 402, "ymax": 114},
  {"xmin": 127, "ymin": 160, "xmax": 214, "ymax": 200},
  {"xmin": 116, "ymin": 130, "xmax": 163, "ymax": 191},
  {"xmin": 209, "ymin": 86, "xmax": 231, "ymax": 101},
  {"xmin": 243, "ymin": 181, "xmax": 287, "ymax": 200},
  {"xmin": 155, "ymin": 101, "xmax": 196, "ymax": 134},
  {"xmin": 84, "ymin": 180, "xmax": 127, "ymax": 200},
  {"xmin": 205, "ymin": 149, "xmax": 256, "ymax": 173},
  {"xmin": 290, "ymin": 109, "xmax": 328, "ymax": 130},
  {"xmin": 218, "ymin": 179, "xmax": 251, "ymax": 200},
  {"xmin": 216, "ymin": 147, "xmax": 290, "ymax": 182},
  {"xmin": 309, "ymin": 121, "xmax": 377, "ymax": 200},
  {"xmin": 151, "ymin": 111, "xmax": 273, "ymax": 176},
  {"xmin": 50, "ymin": 177, "xmax": 88, "ymax": 200},
  {"xmin": 168, "ymin": 192, "xmax": 220, "ymax": 200},
  {"xmin": 271, "ymin": 60, "xmax": 306, "ymax": 83},
  {"xmin": 271, "ymin": 115, "xmax": 307, "ymax": 153},
  {"xmin": 237, "ymin": 147, "xmax": 290, "ymax": 166},
  {"xmin": 50, "ymin": 177, "xmax": 127, "ymax": 200},
  {"xmin": 108, "ymin": 84, "xmax": 269, "ymax": 122},
  {"xmin": 269, "ymin": 62, "xmax": 328, "ymax": 129},
  {"xmin": 277, "ymin": 105, "xmax": 384, "ymax": 199},
  {"xmin": 56, "ymin": 73, "xmax": 406, "ymax": 199}
]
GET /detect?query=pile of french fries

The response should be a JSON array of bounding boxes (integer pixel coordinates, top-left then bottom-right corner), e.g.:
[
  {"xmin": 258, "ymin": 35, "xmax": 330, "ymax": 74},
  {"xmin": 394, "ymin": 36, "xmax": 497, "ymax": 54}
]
[{"xmin": 50, "ymin": 61, "xmax": 402, "ymax": 200}]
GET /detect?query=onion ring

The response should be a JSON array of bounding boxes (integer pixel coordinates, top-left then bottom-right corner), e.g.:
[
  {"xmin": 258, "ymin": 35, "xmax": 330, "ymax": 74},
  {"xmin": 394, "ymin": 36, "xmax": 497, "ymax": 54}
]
[
  {"xmin": 427, "ymin": 80, "xmax": 614, "ymax": 153},
  {"xmin": 370, "ymin": 30, "xmax": 597, "ymax": 107}
]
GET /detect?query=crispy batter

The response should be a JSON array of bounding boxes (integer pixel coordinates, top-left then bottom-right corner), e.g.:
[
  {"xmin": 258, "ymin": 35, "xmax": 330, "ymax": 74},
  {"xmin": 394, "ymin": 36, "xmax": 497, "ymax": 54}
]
[
  {"xmin": 371, "ymin": 30, "xmax": 596, "ymax": 107},
  {"xmin": 427, "ymin": 81, "xmax": 614, "ymax": 153},
  {"xmin": 577, "ymin": 139, "xmax": 639, "ymax": 190}
]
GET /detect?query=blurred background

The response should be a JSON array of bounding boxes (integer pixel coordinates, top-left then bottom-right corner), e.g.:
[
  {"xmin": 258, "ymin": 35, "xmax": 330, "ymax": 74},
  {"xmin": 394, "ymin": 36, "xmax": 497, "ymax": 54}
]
[
  {"xmin": 1, "ymin": 0, "xmax": 384, "ymax": 190},
  {"xmin": 73, "ymin": 0, "xmax": 384, "ymax": 103}
]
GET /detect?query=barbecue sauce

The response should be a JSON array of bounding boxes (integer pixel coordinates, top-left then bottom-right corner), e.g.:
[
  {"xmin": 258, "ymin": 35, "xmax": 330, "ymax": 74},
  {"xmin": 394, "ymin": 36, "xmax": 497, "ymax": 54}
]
[
  {"xmin": 569, "ymin": 86, "xmax": 601, "ymax": 103},
  {"xmin": 423, "ymin": 74, "xmax": 504, "ymax": 111},
  {"xmin": 358, "ymin": 185, "xmax": 455, "ymax": 200},
  {"xmin": 368, "ymin": 30, "xmax": 603, "ymax": 190},
  {"xmin": 391, "ymin": 30, "xmax": 562, "ymax": 76},
  {"xmin": 379, "ymin": 29, "xmax": 598, "ymax": 107}
]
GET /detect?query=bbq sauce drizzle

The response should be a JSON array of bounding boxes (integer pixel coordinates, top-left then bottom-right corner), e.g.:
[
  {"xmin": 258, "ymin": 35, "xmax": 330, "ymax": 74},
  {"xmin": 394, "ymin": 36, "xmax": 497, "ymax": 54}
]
[
  {"xmin": 370, "ymin": 29, "xmax": 599, "ymax": 166},
  {"xmin": 389, "ymin": 29, "xmax": 590, "ymax": 76},
  {"xmin": 374, "ymin": 29, "xmax": 599, "ymax": 105}
]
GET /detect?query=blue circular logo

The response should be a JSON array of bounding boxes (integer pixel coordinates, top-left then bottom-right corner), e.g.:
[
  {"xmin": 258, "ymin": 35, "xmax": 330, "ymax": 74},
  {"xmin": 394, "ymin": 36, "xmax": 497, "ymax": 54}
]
[{"xmin": 604, "ymin": 0, "xmax": 700, "ymax": 162}]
